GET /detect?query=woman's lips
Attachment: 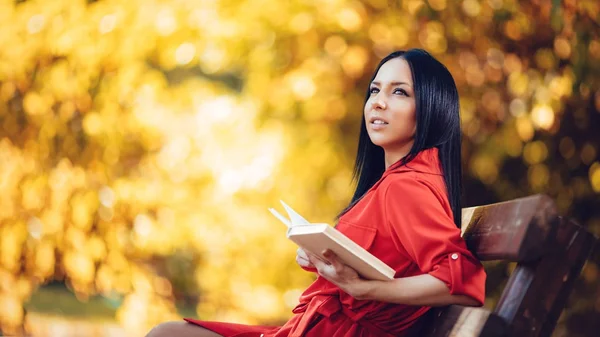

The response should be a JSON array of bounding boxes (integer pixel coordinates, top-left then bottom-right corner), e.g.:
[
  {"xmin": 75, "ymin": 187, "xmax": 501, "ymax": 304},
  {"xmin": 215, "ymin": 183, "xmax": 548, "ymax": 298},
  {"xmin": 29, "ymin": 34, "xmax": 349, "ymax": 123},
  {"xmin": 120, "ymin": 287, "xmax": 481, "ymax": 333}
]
[{"xmin": 370, "ymin": 120, "xmax": 388, "ymax": 130}]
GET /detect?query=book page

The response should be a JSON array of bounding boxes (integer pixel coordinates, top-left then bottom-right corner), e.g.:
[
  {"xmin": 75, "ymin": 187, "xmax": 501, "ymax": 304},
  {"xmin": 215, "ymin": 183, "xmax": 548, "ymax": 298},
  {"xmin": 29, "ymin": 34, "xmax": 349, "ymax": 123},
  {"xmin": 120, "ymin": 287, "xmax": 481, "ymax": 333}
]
[
  {"xmin": 280, "ymin": 200, "xmax": 310, "ymax": 226},
  {"xmin": 268, "ymin": 208, "xmax": 292, "ymax": 228}
]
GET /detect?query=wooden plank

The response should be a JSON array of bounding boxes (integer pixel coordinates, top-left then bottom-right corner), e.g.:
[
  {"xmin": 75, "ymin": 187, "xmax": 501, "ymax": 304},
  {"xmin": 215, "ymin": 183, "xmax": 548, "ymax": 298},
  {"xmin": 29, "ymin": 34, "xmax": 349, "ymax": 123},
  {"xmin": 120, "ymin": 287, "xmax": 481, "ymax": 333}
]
[
  {"xmin": 539, "ymin": 218, "xmax": 597, "ymax": 336},
  {"xmin": 460, "ymin": 194, "xmax": 558, "ymax": 262},
  {"xmin": 493, "ymin": 217, "xmax": 597, "ymax": 337},
  {"xmin": 421, "ymin": 305, "xmax": 507, "ymax": 337}
]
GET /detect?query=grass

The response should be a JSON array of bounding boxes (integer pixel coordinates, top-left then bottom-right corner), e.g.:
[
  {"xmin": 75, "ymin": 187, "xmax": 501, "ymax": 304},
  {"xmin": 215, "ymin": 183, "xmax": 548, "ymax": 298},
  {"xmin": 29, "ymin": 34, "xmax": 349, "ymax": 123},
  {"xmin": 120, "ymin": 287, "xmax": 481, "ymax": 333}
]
[
  {"xmin": 24, "ymin": 284, "xmax": 199, "ymax": 321},
  {"xmin": 24, "ymin": 285, "xmax": 118, "ymax": 322}
]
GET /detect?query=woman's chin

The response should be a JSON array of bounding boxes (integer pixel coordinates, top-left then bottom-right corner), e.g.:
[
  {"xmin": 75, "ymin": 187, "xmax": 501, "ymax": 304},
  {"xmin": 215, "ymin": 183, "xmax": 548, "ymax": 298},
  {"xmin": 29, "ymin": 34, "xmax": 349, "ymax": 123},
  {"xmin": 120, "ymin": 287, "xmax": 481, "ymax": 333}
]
[
  {"xmin": 368, "ymin": 135, "xmax": 390, "ymax": 148},
  {"xmin": 369, "ymin": 137, "xmax": 414, "ymax": 154}
]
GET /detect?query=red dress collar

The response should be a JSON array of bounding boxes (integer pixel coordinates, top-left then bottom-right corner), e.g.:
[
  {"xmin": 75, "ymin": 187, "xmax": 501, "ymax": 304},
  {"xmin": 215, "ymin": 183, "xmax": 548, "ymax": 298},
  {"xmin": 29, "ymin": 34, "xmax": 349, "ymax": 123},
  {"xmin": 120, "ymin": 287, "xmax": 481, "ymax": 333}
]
[
  {"xmin": 383, "ymin": 147, "xmax": 443, "ymax": 177},
  {"xmin": 364, "ymin": 147, "xmax": 444, "ymax": 193}
]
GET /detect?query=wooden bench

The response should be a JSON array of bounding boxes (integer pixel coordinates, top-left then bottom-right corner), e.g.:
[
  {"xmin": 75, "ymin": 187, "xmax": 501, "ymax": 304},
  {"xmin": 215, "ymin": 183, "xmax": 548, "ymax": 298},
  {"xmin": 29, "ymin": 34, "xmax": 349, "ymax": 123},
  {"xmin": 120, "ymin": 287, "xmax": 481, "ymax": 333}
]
[{"xmin": 421, "ymin": 194, "xmax": 597, "ymax": 337}]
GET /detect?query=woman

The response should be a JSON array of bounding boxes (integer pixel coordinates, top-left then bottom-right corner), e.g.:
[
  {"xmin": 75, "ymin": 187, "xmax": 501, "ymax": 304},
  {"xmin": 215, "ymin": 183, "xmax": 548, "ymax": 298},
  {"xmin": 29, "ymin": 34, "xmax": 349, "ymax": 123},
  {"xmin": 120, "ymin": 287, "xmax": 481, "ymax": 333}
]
[{"xmin": 147, "ymin": 49, "xmax": 486, "ymax": 337}]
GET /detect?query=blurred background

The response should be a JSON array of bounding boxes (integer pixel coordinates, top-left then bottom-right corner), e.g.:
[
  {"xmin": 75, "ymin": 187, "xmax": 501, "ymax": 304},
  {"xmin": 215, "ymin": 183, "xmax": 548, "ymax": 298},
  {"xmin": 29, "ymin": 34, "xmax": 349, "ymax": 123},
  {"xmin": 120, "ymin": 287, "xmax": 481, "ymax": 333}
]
[{"xmin": 0, "ymin": 0, "xmax": 599, "ymax": 336}]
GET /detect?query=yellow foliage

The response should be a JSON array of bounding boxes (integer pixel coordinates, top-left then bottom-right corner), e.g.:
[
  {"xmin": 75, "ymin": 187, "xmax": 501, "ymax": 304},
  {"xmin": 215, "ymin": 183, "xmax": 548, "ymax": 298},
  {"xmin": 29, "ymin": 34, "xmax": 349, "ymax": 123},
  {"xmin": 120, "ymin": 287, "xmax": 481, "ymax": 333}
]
[{"xmin": 0, "ymin": 0, "xmax": 598, "ymax": 335}]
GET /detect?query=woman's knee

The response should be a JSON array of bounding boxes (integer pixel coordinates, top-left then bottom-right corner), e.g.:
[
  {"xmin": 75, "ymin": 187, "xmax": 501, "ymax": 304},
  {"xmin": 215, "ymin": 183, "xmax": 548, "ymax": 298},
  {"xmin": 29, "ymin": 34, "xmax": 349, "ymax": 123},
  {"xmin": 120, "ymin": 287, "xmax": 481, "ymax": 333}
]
[
  {"xmin": 146, "ymin": 321, "xmax": 222, "ymax": 337},
  {"xmin": 146, "ymin": 321, "xmax": 182, "ymax": 337}
]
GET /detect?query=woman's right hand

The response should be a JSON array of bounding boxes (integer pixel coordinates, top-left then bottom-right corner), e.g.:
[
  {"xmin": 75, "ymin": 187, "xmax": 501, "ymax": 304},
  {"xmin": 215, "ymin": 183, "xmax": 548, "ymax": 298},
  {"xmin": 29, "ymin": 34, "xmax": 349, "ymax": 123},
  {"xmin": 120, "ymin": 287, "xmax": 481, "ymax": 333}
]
[{"xmin": 296, "ymin": 247, "xmax": 315, "ymax": 269}]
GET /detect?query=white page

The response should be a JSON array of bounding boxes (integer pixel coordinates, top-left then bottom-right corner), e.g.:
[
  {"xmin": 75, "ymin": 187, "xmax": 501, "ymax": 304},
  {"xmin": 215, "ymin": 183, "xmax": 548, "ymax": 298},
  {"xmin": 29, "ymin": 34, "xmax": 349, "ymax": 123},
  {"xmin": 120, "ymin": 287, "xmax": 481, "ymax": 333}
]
[
  {"xmin": 268, "ymin": 208, "xmax": 292, "ymax": 228},
  {"xmin": 280, "ymin": 200, "xmax": 310, "ymax": 226}
]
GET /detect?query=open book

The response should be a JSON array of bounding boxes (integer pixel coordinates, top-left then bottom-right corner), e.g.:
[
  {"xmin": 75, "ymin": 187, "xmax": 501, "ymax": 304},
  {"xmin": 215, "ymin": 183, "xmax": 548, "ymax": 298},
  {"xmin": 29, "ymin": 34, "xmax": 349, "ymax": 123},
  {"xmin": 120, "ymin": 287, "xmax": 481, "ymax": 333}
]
[{"xmin": 269, "ymin": 200, "xmax": 395, "ymax": 281}]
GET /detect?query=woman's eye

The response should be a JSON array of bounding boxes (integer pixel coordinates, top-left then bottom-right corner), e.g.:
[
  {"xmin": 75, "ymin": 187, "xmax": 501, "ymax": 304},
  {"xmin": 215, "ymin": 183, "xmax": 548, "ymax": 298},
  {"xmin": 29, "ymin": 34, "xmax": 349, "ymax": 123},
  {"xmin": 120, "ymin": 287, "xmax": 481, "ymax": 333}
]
[
  {"xmin": 369, "ymin": 87, "xmax": 379, "ymax": 94},
  {"xmin": 394, "ymin": 88, "xmax": 408, "ymax": 96}
]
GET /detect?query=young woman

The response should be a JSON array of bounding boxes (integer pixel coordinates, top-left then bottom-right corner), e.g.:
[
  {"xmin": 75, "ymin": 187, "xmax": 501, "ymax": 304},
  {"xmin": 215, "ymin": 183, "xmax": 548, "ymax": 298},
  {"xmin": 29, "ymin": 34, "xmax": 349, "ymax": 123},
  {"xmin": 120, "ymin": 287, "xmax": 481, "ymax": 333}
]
[{"xmin": 146, "ymin": 49, "xmax": 486, "ymax": 337}]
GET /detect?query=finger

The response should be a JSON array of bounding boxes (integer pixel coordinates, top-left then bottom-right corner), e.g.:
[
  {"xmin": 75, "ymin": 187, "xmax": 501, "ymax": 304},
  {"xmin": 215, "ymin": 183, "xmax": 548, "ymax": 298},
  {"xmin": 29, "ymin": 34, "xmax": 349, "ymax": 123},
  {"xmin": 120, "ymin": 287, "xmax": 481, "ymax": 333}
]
[
  {"xmin": 322, "ymin": 249, "xmax": 339, "ymax": 264},
  {"xmin": 306, "ymin": 252, "xmax": 328, "ymax": 271},
  {"xmin": 322, "ymin": 249, "xmax": 344, "ymax": 273},
  {"xmin": 297, "ymin": 248, "xmax": 308, "ymax": 260},
  {"xmin": 305, "ymin": 251, "xmax": 319, "ymax": 265},
  {"xmin": 308, "ymin": 253, "xmax": 341, "ymax": 281},
  {"xmin": 312, "ymin": 261, "xmax": 331, "ymax": 278},
  {"xmin": 296, "ymin": 256, "xmax": 311, "ymax": 267},
  {"xmin": 305, "ymin": 251, "xmax": 324, "ymax": 264},
  {"xmin": 296, "ymin": 254, "xmax": 312, "ymax": 267}
]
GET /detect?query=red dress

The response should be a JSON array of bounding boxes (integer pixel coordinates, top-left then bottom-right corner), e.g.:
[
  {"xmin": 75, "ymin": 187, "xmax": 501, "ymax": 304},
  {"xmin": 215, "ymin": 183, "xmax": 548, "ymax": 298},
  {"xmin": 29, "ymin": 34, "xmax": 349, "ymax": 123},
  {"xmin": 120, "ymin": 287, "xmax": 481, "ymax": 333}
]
[{"xmin": 185, "ymin": 147, "xmax": 486, "ymax": 336}]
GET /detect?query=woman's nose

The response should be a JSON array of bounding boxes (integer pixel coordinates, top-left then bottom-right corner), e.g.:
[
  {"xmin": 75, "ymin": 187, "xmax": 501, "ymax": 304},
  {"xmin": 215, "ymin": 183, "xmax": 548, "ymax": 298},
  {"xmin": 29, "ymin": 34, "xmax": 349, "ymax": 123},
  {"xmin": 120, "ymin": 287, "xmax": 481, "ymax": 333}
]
[{"xmin": 372, "ymin": 96, "xmax": 387, "ymax": 110}]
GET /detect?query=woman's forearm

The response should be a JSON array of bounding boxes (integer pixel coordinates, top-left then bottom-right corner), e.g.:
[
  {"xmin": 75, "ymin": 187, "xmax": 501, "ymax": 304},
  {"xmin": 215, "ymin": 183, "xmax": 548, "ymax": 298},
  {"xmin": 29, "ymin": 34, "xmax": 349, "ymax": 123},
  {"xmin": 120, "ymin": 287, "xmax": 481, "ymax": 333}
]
[{"xmin": 351, "ymin": 274, "xmax": 480, "ymax": 307}]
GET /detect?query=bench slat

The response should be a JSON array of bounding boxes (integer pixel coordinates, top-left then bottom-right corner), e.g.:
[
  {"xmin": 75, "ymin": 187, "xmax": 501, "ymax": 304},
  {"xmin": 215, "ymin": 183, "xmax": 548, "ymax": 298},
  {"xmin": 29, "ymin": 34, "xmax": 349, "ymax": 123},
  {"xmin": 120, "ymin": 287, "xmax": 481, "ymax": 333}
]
[
  {"xmin": 421, "ymin": 305, "xmax": 507, "ymax": 337},
  {"xmin": 461, "ymin": 194, "xmax": 558, "ymax": 262},
  {"xmin": 493, "ymin": 217, "xmax": 596, "ymax": 337}
]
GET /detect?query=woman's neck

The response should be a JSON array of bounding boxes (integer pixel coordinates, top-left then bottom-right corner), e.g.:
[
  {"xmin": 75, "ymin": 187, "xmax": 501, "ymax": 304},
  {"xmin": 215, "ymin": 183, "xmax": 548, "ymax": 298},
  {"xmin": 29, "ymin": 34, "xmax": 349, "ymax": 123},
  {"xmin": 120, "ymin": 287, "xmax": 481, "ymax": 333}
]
[{"xmin": 384, "ymin": 141, "xmax": 414, "ymax": 169}]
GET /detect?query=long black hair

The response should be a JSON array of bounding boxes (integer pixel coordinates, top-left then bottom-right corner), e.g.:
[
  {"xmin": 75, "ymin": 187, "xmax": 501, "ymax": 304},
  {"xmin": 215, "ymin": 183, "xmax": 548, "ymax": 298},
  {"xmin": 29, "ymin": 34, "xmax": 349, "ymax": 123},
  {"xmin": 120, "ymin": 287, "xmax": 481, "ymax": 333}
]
[{"xmin": 340, "ymin": 49, "xmax": 463, "ymax": 228}]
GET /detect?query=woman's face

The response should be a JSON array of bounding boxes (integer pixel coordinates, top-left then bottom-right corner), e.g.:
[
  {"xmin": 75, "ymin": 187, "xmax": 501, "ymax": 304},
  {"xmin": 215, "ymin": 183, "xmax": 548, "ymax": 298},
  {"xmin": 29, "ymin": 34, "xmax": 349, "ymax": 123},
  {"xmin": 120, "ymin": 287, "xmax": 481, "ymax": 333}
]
[{"xmin": 364, "ymin": 57, "xmax": 416, "ymax": 154}]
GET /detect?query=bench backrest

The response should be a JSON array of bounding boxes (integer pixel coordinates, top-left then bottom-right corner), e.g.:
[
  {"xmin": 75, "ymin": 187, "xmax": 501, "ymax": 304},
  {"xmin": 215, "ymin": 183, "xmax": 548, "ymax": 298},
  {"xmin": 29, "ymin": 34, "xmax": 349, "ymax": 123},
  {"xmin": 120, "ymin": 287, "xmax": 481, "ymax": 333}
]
[{"xmin": 421, "ymin": 194, "xmax": 597, "ymax": 337}]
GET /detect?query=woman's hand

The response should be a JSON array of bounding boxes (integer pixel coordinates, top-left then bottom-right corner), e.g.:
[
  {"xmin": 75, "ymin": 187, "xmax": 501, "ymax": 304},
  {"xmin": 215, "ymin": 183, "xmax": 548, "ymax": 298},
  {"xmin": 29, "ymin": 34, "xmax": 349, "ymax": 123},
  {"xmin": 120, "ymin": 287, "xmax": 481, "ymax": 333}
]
[
  {"xmin": 296, "ymin": 248, "xmax": 315, "ymax": 269},
  {"xmin": 306, "ymin": 249, "xmax": 371, "ymax": 300}
]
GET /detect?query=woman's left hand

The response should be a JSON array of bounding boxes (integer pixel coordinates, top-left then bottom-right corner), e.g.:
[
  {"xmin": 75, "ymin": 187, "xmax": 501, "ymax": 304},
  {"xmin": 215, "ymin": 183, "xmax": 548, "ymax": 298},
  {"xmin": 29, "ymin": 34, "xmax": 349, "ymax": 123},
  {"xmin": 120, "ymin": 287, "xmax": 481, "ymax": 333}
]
[{"xmin": 306, "ymin": 249, "xmax": 370, "ymax": 299}]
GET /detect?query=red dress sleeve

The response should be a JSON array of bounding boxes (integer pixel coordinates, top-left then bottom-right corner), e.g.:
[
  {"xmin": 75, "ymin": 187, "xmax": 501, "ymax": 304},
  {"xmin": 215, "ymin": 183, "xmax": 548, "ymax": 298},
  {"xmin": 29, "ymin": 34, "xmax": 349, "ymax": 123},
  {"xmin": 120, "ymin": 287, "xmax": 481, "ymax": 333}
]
[{"xmin": 384, "ymin": 177, "xmax": 486, "ymax": 306}]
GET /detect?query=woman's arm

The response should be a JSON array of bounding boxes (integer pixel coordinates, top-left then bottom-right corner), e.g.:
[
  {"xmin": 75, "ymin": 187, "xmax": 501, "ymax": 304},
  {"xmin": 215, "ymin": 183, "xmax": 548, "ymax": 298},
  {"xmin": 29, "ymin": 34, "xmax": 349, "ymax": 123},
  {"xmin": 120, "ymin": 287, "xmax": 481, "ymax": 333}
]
[
  {"xmin": 309, "ymin": 250, "xmax": 481, "ymax": 307},
  {"xmin": 350, "ymin": 273, "xmax": 481, "ymax": 307}
]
